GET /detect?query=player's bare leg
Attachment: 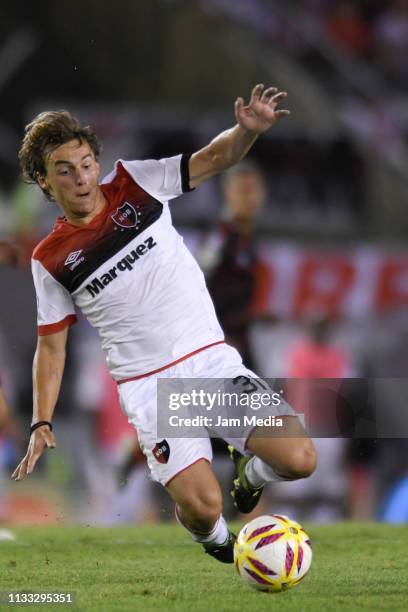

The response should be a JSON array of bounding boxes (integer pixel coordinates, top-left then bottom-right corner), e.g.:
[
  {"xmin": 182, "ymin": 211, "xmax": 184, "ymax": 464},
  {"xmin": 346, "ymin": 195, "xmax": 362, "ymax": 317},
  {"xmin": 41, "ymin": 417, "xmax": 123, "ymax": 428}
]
[
  {"xmin": 230, "ymin": 416, "xmax": 317, "ymax": 513},
  {"xmin": 247, "ymin": 416, "xmax": 317, "ymax": 478},
  {"xmin": 166, "ymin": 459, "xmax": 236, "ymax": 563}
]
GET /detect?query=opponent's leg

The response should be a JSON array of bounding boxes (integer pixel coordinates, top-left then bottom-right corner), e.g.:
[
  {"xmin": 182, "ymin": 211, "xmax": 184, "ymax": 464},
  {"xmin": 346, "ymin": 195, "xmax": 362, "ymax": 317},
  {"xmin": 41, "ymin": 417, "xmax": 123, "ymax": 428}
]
[
  {"xmin": 166, "ymin": 458, "xmax": 236, "ymax": 563},
  {"xmin": 231, "ymin": 416, "xmax": 317, "ymax": 513}
]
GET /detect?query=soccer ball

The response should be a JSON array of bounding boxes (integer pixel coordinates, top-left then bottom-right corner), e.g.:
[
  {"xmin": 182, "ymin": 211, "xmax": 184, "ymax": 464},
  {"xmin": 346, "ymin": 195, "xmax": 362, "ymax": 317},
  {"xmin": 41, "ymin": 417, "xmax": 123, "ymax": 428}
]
[{"xmin": 234, "ymin": 514, "xmax": 312, "ymax": 592}]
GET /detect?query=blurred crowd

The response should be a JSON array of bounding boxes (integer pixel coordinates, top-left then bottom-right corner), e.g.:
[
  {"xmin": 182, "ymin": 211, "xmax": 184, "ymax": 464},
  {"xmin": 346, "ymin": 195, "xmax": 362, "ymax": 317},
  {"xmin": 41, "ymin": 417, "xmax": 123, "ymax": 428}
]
[
  {"xmin": 211, "ymin": 0, "xmax": 408, "ymax": 90},
  {"xmin": 310, "ymin": 0, "xmax": 408, "ymax": 90}
]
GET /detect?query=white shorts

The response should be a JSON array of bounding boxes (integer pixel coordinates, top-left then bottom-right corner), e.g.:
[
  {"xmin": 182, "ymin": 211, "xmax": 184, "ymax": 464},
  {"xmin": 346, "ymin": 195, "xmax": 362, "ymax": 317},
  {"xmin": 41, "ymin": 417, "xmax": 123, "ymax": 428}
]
[{"xmin": 118, "ymin": 343, "xmax": 296, "ymax": 486}]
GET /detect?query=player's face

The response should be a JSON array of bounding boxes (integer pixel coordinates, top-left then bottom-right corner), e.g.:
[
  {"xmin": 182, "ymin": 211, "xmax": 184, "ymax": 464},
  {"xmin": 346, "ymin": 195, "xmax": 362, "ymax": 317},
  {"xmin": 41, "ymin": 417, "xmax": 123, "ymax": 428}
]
[
  {"xmin": 39, "ymin": 139, "xmax": 103, "ymax": 222},
  {"xmin": 224, "ymin": 171, "xmax": 265, "ymax": 223}
]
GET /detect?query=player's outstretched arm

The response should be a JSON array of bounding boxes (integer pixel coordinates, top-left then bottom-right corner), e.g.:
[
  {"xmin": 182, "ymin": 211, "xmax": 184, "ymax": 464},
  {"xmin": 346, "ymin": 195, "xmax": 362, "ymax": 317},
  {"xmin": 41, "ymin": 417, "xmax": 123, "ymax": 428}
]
[
  {"xmin": 189, "ymin": 84, "xmax": 290, "ymax": 188},
  {"xmin": 11, "ymin": 327, "xmax": 68, "ymax": 481}
]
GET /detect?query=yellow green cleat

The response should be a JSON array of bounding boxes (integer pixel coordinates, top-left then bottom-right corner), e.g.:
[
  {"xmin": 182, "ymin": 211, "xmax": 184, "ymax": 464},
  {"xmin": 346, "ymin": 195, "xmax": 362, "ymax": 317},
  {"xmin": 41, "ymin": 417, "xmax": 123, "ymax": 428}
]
[{"xmin": 229, "ymin": 445, "xmax": 264, "ymax": 514}]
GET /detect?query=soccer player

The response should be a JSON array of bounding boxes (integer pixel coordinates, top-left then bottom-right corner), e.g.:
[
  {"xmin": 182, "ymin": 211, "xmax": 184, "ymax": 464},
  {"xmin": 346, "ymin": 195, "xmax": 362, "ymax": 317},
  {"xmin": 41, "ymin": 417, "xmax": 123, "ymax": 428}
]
[{"xmin": 12, "ymin": 85, "xmax": 316, "ymax": 562}]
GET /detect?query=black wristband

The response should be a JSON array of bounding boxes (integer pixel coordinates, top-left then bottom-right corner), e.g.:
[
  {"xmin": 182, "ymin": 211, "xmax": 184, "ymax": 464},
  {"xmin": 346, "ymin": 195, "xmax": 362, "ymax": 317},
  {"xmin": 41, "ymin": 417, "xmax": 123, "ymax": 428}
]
[{"xmin": 30, "ymin": 421, "xmax": 53, "ymax": 435}]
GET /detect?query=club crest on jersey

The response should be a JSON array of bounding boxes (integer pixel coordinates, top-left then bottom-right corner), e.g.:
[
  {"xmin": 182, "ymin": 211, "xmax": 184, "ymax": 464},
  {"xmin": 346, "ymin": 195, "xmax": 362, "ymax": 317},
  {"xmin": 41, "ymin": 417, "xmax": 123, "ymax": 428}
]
[
  {"xmin": 111, "ymin": 202, "xmax": 140, "ymax": 229},
  {"xmin": 152, "ymin": 440, "xmax": 170, "ymax": 464}
]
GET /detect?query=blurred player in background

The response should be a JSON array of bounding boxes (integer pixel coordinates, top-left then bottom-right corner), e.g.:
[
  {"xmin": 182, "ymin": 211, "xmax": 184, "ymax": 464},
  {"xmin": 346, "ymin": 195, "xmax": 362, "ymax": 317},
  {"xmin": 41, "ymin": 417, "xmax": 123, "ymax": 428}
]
[
  {"xmin": 12, "ymin": 85, "xmax": 316, "ymax": 563},
  {"xmin": 200, "ymin": 161, "xmax": 273, "ymax": 371},
  {"xmin": 198, "ymin": 161, "xmax": 275, "ymax": 518}
]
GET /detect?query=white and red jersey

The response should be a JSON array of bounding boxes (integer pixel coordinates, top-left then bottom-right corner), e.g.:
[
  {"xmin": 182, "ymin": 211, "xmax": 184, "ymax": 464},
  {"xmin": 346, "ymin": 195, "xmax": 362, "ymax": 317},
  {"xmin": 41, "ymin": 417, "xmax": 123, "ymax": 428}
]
[{"xmin": 31, "ymin": 154, "xmax": 224, "ymax": 382}]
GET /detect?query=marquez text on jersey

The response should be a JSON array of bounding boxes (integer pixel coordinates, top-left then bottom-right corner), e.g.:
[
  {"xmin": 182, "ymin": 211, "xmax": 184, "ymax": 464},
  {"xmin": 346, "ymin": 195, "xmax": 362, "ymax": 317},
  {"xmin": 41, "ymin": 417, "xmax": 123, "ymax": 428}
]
[{"xmin": 31, "ymin": 154, "xmax": 225, "ymax": 382}]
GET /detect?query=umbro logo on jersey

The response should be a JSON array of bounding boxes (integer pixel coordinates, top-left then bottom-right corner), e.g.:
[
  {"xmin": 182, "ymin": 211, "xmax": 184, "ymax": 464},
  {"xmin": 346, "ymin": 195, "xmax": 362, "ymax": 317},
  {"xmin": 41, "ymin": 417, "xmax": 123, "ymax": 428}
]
[
  {"xmin": 64, "ymin": 250, "xmax": 83, "ymax": 266},
  {"xmin": 152, "ymin": 440, "xmax": 170, "ymax": 464},
  {"xmin": 85, "ymin": 236, "xmax": 157, "ymax": 298},
  {"xmin": 64, "ymin": 249, "xmax": 85, "ymax": 271},
  {"xmin": 111, "ymin": 202, "xmax": 141, "ymax": 229}
]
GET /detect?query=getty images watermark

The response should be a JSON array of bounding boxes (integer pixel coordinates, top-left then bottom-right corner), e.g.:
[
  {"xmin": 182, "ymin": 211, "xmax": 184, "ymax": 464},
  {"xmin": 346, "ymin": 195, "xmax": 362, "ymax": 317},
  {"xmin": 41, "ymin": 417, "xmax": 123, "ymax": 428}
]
[
  {"xmin": 157, "ymin": 376, "xmax": 294, "ymax": 439},
  {"xmin": 167, "ymin": 387, "xmax": 283, "ymax": 427}
]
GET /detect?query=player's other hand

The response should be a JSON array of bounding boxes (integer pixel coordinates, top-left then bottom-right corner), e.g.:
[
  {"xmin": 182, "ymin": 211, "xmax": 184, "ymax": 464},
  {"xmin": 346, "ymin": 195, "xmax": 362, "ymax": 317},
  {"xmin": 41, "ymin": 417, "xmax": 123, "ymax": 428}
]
[
  {"xmin": 11, "ymin": 427, "xmax": 56, "ymax": 481},
  {"xmin": 235, "ymin": 84, "xmax": 290, "ymax": 134}
]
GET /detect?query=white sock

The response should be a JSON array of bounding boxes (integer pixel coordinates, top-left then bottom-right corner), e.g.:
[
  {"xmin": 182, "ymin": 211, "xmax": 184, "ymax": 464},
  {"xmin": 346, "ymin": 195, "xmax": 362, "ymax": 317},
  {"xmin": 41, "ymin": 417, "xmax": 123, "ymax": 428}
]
[
  {"xmin": 193, "ymin": 514, "xmax": 229, "ymax": 546},
  {"xmin": 175, "ymin": 506, "xmax": 229, "ymax": 546},
  {"xmin": 245, "ymin": 456, "xmax": 290, "ymax": 488}
]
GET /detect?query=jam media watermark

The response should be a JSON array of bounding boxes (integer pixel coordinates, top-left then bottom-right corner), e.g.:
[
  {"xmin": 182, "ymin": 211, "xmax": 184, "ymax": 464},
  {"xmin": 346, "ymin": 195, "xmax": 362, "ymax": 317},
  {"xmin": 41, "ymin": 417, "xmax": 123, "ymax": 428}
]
[
  {"xmin": 166, "ymin": 412, "xmax": 284, "ymax": 429},
  {"xmin": 157, "ymin": 376, "xmax": 292, "ymax": 439}
]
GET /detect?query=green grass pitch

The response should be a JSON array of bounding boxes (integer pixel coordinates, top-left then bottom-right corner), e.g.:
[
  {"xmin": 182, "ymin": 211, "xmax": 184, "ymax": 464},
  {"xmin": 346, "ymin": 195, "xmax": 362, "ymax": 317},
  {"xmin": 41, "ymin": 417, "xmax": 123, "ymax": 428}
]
[{"xmin": 0, "ymin": 523, "xmax": 407, "ymax": 611}]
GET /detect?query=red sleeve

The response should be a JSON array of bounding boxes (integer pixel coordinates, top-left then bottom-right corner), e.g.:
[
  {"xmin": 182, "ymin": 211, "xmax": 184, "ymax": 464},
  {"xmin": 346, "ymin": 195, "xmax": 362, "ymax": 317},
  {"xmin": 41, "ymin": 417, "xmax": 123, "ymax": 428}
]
[{"xmin": 37, "ymin": 314, "xmax": 77, "ymax": 336}]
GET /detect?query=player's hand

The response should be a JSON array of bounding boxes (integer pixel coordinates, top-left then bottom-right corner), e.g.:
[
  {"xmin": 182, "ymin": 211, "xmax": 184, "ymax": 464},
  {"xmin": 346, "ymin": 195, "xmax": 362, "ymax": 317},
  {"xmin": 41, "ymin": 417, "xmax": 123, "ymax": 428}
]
[
  {"xmin": 11, "ymin": 426, "xmax": 56, "ymax": 481},
  {"xmin": 235, "ymin": 84, "xmax": 290, "ymax": 134}
]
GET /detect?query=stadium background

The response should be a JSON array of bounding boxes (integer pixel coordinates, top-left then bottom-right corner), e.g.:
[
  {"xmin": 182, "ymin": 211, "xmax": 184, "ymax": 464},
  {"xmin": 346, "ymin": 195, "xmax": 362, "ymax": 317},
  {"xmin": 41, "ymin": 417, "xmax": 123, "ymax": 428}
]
[{"xmin": 0, "ymin": 0, "xmax": 408, "ymax": 527}]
